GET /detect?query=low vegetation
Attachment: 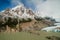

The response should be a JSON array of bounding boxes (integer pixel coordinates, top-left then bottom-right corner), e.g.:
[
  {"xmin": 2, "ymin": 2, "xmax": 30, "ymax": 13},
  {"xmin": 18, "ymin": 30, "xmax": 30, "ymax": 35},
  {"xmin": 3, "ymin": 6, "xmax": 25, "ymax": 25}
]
[{"xmin": 0, "ymin": 31, "xmax": 60, "ymax": 40}]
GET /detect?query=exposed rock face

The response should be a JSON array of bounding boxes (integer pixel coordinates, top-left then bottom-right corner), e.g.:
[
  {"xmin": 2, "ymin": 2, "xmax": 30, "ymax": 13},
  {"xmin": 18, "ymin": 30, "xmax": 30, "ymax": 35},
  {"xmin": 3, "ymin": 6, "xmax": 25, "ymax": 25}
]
[{"xmin": 0, "ymin": 4, "xmax": 55, "ymax": 32}]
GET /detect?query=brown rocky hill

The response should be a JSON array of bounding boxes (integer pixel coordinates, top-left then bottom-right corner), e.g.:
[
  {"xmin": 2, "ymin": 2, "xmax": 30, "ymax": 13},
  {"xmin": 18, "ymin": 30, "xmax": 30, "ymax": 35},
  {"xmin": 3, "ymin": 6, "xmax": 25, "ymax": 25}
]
[{"xmin": 0, "ymin": 5, "xmax": 55, "ymax": 32}]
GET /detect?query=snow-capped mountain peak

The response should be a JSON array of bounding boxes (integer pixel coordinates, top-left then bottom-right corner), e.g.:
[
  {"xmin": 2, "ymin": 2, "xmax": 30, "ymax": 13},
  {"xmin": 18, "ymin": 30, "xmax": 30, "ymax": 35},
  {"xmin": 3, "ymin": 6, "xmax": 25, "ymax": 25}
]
[
  {"xmin": 0, "ymin": 4, "xmax": 35, "ymax": 19},
  {"xmin": 11, "ymin": 4, "xmax": 25, "ymax": 11}
]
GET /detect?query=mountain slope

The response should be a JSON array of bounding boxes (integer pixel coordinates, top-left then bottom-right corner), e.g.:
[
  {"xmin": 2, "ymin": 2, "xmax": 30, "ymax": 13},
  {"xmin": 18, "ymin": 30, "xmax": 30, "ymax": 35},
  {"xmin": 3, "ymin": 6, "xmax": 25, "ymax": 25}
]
[{"xmin": 0, "ymin": 4, "xmax": 55, "ymax": 32}]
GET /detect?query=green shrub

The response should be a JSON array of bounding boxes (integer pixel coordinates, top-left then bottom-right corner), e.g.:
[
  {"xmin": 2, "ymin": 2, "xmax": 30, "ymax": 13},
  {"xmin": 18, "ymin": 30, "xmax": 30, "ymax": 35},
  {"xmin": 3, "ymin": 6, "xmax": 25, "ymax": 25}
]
[
  {"xmin": 34, "ymin": 16, "xmax": 43, "ymax": 21},
  {"xmin": 20, "ymin": 18, "xmax": 32, "ymax": 23}
]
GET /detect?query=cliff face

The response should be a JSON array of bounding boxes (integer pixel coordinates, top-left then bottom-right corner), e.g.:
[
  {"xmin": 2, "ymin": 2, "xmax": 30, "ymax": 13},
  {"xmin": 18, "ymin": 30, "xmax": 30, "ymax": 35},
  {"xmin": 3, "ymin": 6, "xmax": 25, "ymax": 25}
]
[{"xmin": 0, "ymin": 5, "xmax": 55, "ymax": 32}]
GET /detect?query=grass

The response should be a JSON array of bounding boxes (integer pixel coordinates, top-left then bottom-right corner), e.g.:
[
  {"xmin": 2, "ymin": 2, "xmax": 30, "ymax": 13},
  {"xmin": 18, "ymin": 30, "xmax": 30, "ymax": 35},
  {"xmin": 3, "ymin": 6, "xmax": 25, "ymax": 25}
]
[{"xmin": 0, "ymin": 31, "xmax": 60, "ymax": 40}]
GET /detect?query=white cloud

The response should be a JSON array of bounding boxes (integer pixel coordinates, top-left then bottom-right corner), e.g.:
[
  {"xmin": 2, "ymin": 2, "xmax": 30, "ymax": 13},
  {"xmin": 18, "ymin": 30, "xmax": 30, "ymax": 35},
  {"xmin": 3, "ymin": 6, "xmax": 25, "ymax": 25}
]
[
  {"xmin": 11, "ymin": 0, "xmax": 23, "ymax": 7},
  {"xmin": 32, "ymin": 0, "xmax": 60, "ymax": 18},
  {"xmin": 11, "ymin": 0, "xmax": 60, "ymax": 18}
]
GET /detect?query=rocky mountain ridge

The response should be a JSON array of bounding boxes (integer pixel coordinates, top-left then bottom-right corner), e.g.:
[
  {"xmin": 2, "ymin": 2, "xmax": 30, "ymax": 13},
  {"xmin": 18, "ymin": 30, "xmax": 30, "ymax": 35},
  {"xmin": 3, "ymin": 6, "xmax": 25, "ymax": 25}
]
[{"xmin": 0, "ymin": 4, "xmax": 56, "ymax": 32}]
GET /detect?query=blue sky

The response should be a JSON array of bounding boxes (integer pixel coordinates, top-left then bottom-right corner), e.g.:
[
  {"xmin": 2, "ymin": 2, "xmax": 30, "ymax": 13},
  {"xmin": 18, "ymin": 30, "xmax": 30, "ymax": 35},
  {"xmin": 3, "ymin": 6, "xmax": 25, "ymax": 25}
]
[
  {"xmin": 0, "ymin": 0, "xmax": 36, "ymax": 11},
  {"xmin": 0, "ymin": 0, "xmax": 11, "ymax": 11},
  {"xmin": 0, "ymin": 0, "xmax": 46, "ymax": 11},
  {"xmin": 0, "ymin": 0, "xmax": 60, "ymax": 21}
]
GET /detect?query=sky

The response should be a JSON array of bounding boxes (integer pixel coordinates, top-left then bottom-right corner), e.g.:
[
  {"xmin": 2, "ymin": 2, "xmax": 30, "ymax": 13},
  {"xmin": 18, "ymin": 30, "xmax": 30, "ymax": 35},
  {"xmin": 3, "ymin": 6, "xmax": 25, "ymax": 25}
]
[
  {"xmin": 0, "ymin": 0, "xmax": 36, "ymax": 11},
  {"xmin": 0, "ymin": 0, "xmax": 60, "ymax": 21}
]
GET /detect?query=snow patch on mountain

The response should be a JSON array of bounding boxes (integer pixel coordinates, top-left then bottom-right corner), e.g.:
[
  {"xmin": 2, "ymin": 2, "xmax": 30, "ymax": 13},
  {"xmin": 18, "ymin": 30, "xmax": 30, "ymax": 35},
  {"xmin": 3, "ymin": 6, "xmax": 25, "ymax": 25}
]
[{"xmin": 0, "ymin": 4, "xmax": 35, "ymax": 19}]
